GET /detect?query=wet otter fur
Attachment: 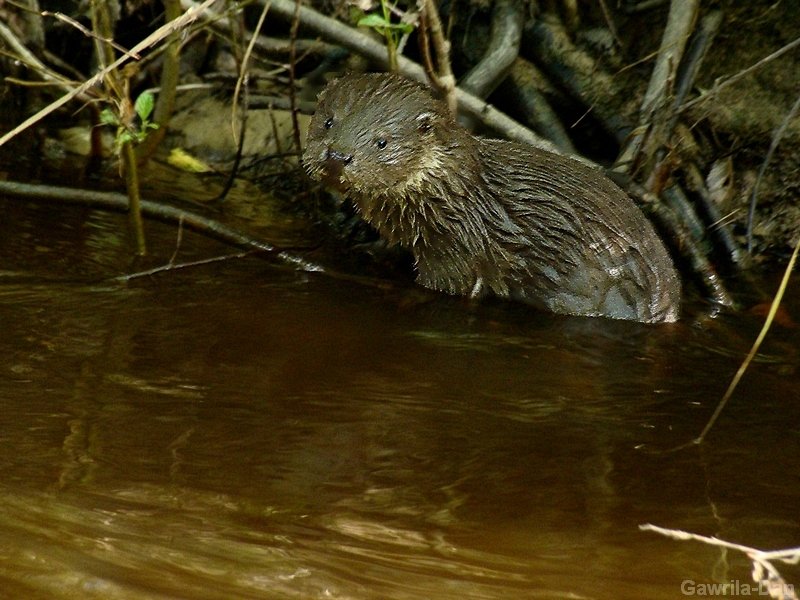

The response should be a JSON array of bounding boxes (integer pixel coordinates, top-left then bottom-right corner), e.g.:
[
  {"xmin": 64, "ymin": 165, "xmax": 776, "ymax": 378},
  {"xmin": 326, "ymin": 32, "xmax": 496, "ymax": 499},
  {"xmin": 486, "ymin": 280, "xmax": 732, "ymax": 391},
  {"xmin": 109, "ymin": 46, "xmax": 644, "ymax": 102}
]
[{"xmin": 303, "ymin": 72, "xmax": 681, "ymax": 323}]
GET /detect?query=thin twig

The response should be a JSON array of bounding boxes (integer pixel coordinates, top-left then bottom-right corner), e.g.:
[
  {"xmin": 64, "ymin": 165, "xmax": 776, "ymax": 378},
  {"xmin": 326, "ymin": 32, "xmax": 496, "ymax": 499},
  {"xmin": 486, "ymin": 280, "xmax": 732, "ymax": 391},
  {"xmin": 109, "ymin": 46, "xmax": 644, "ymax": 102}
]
[
  {"xmin": 287, "ymin": 0, "xmax": 304, "ymax": 156},
  {"xmin": 682, "ymin": 162, "xmax": 745, "ymax": 266},
  {"xmin": 640, "ymin": 524, "xmax": 800, "ymax": 562},
  {"xmin": 136, "ymin": 0, "xmax": 183, "ymax": 159},
  {"xmin": 641, "ymin": 523, "xmax": 799, "ymax": 600},
  {"xmin": 668, "ymin": 9, "xmax": 722, "ymax": 136},
  {"xmin": 688, "ymin": 237, "xmax": 799, "ymax": 446},
  {"xmin": 41, "ymin": 10, "xmax": 140, "ymax": 60},
  {"xmin": 746, "ymin": 90, "xmax": 800, "ymax": 252},
  {"xmin": 0, "ymin": 0, "xmax": 221, "ymax": 148},
  {"xmin": 214, "ymin": 89, "xmax": 248, "ymax": 203},
  {"xmin": 679, "ymin": 35, "xmax": 800, "ymax": 114},
  {"xmin": 419, "ymin": 0, "xmax": 456, "ymax": 113},
  {"xmin": 115, "ymin": 251, "xmax": 252, "ymax": 281},
  {"xmin": 169, "ymin": 215, "xmax": 185, "ymax": 266},
  {"xmin": 597, "ymin": 0, "xmax": 622, "ymax": 48},
  {"xmin": 0, "ymin": 19, "xmax": 81, "ymax": 95}
]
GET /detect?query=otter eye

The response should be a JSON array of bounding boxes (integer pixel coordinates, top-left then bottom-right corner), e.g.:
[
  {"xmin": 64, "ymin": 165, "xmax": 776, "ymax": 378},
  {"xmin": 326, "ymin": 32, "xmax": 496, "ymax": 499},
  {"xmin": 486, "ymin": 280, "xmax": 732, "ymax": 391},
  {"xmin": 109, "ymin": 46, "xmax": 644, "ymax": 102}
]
[
  {"xmin": 323, "ymin": 117, "xmax": 334, "ymax": 129},
  {"xmin": 375, "ymin": 137, "xmax": 387, "ymax": 149}
]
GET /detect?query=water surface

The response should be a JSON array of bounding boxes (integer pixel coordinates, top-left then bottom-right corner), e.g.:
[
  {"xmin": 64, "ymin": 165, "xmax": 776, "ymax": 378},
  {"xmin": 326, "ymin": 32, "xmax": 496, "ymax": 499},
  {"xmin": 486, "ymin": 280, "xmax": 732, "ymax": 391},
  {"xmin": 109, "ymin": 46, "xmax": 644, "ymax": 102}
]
[{"xmin": 0, "ymin": 195, "xmax": 798, "ymax": 599}]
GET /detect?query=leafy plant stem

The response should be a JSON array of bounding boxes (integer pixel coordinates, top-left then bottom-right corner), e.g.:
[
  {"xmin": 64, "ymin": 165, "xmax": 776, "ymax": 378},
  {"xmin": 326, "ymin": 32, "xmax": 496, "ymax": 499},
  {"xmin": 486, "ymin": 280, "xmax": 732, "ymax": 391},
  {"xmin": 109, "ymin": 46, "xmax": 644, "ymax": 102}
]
[{"xmin": 122, "ymin": 140, "xmax": 147, "ymax": 256}]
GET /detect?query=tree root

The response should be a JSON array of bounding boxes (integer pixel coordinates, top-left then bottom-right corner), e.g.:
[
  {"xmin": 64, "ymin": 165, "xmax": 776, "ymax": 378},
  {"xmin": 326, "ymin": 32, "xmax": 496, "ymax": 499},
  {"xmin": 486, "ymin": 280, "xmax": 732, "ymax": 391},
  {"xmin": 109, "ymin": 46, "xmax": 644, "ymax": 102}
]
[
  {"xmin": 500, "ymin": 59, "xmax": 576, "ymax": 153},
  {"xmin": 263, "ymin": 0, "xmax": 560, "ymax": 152},
  {"xmin": 459, "ymin": 0, "xmax": 523, "ymax": 98},
  {"xmin": 523, "ymin": 14, "xmax": 635, "ymax": 143},
  {"xmin": 616, "ymin": 0, "xmax": 699, "ymax": 175}
]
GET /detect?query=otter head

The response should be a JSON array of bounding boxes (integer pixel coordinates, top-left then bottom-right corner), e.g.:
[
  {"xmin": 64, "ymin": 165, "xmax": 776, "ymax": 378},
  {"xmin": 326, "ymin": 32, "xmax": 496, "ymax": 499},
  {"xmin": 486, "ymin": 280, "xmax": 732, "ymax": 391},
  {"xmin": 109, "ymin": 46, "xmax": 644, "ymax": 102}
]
[{"xmin": 303, "ymin": 72, "xmax": 453, "ymax": 199}]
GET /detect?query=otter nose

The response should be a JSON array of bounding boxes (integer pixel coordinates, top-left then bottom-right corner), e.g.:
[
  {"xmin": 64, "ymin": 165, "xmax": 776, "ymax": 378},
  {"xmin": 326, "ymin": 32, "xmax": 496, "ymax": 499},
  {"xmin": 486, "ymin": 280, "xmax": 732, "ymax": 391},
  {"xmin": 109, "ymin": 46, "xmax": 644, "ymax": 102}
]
[
  {"xmin": 325, "ymin": 148, "xmax": 353, "ymax": 165},
  {"xmin": 322, "ymin": 148, "xmax": 353, "ymax": 183}
]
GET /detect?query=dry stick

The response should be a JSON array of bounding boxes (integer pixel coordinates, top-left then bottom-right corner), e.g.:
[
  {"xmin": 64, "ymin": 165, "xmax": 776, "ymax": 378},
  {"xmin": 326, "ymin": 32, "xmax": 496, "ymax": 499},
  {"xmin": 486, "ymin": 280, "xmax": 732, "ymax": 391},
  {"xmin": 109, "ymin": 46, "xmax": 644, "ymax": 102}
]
[
  {"xmin": 669, "ymin": 9, "xmax": 722, "ymax": 133},
  {"xmin": 41, "ymin": 10, "xmax": 140, "ymax": 60},
  {"xmin": 596, "ymin": 0, "xmax": 621, "ymax": 48},
  {"xmin": 0, "ymin": 180, "xmax": 324, "ymax": 273},
  {"xmin": 0, "ymin": 19, "xmax": 83, "ymax": 96},
  {"xmin": 679, "ymin": 35, "xmax": 800, "ymax": 114},
  {"xmin": 691, "ymin": 238, "xmax": 800, "ymax": 447},
  {"xmin": 662, "ymin": 184, "xmax": 707, "ymax": 244},
  {"xmin": 122, "ymin": 141, "xmax": 147, "ymax": 255},
  {"xmin": 746, "ymin": 91, "xmax": 800, "ymax": 253},
  {"xmin": 229, "ymin": 3, "xmax": 253, "ymax": 143},
  {"xmin": 264, "ymin": 0, "xmax": 554, "ymax": 151},
  {"xmin": 287, "ymin": 0, "xmax": 304, "ymax": 157},
  {"xmin": 116, "ymin": 251, "xmax": 253, "ymax": 281},
  {"xmin": 174, "ymin": 0, "xmax": 333, "ymax": 59},
  {"xmin": 503, "ymin": 59, "xmax": 576, "ymax": 153},
  {"xmin": 524, "ymin": 15, "xmax": 635, "ymax": 143},
  {"xmin": 212, "ymin": 0, "xmax": 270, "ymax": 203},
  {"xmin": 668, "ymin": 10, "xmax": 744, "ymax": 267},
  {"xmin": 641, "ymin": 10, "xmax": 741, "ymax": 274},
  {"xmin": 90, "ymin": 0, "xmax": 147, "ymax": 256},
  {"xmin": 459, "ymin": 0, "xmax": 523, "ymax": 98},
  {"xmin": 214, "ymin": 86, "xmax": 249, "ymax": 204},
  {"xmin": 640, "ymin": 524, "xmax": 800, "ymax": 600},
  {"xmin": 169, "ymin": 214, "xmax": 185, "ymax": 265},
  {"xmin": 0, "ymin": 0, "xmax": 220, "ymax": 148},
  {"xmin": 683, "ymin": 162, "xmax": 745, "ymax": 266},
  {"xmin": 418, "ymin": 0, "xmax": 456, "ymax": 114},
  {"xmin": 417, "ymin": 10, "xmax": 437, "ymax": 86},
  {"xmin": 616, "ymin": 0, "xmax": 699, "ymax": 173}
]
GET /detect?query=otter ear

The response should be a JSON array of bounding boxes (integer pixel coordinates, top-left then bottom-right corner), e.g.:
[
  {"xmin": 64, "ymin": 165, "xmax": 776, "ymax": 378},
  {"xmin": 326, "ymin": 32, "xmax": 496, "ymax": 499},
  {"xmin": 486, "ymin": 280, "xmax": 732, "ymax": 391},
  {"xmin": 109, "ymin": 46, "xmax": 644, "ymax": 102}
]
[{"xmin": 416, "ymin": 112, "xmax": 435, "ymax": 133}]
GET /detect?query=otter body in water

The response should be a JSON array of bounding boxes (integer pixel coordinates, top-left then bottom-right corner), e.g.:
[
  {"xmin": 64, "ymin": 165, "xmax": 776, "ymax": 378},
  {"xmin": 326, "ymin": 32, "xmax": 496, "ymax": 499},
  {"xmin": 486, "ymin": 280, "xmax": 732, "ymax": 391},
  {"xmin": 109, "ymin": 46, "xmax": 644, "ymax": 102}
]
[{"xmin": 303, "ymin": 72, "xmax": 681, "ymax": 323}]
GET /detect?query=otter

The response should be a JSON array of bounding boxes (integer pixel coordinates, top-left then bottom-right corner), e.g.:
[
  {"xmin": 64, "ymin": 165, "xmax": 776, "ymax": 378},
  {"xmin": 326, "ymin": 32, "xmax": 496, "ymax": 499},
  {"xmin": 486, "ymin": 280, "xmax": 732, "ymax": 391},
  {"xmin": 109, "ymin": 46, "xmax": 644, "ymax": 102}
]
[{"xmin": 303, "ymin": 72, "xmax": 681, "ymax": 323}]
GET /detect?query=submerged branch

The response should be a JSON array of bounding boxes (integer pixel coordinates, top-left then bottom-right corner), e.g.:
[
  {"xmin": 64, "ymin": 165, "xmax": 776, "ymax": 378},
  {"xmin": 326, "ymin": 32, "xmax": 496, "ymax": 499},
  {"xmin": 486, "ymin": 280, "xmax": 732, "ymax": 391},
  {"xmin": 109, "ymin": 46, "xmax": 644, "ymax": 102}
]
[{"xmin": 0, "ymin": 180, "xmax": 323, "ymax": 272}]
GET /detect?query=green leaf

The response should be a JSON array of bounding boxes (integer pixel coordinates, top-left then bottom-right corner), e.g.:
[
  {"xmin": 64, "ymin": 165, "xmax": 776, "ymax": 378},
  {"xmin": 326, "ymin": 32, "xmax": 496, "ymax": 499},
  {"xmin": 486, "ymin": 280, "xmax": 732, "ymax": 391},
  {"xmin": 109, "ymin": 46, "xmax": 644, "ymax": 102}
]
[
  {"xmin": 100, "ymin": 108, "xmax": 118, "ymax": 126},
  {"xmin": 358, "ymin": 13, "xmax": 390, "ymax": 28},
  {"xmin": 134, "ymin": 91, "xmax": 156, "ymax": 122},
  {"xmin": 118, "ymin": 130, "xmax": 134, "ymax": 146},
  {"xmin": 396, "ymin": 21, "xmax": 414, "ymax": 34}
]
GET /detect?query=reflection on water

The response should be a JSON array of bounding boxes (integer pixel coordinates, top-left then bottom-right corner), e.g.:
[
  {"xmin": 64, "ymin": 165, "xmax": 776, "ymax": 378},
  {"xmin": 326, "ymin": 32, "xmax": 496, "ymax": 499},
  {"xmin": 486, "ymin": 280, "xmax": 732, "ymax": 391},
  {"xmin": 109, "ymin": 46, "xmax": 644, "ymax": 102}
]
[{"xmin": 0, "ymin": 196, "xmax": 798, "ymax": 599}]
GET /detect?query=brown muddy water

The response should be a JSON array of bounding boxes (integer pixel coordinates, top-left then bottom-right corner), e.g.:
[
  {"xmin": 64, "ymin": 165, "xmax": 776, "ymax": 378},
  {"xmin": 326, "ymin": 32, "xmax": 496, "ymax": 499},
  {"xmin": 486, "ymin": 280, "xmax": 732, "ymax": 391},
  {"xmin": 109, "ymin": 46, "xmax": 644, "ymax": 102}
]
[{"xmin": 0, "ymin": 191, "xmax": 798, "ymax": 600}]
